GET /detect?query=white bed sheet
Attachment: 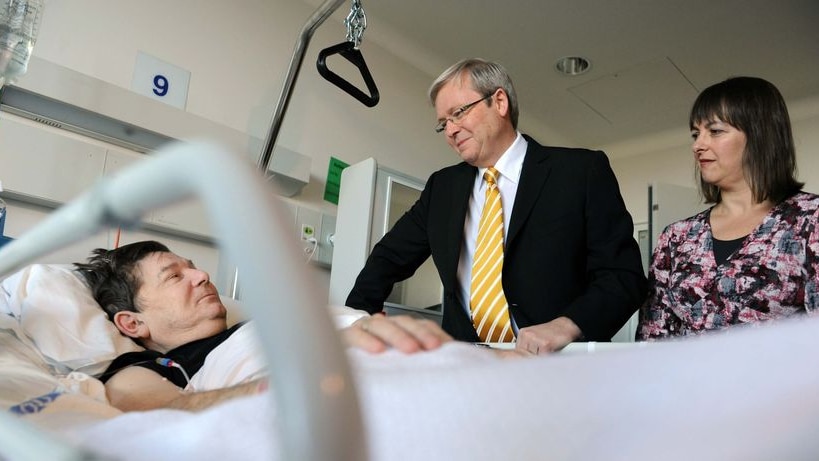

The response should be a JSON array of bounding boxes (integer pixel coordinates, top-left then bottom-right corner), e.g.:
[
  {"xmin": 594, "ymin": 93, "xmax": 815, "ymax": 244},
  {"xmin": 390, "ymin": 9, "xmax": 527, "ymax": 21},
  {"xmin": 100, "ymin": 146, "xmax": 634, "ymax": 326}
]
[
  {"xmin": 33, "ymin": 314, "xmax": 819, "ymax": 461},
  {"xmin": 5, "ymin": 262, "xmax": 819, "ymax": 460}
]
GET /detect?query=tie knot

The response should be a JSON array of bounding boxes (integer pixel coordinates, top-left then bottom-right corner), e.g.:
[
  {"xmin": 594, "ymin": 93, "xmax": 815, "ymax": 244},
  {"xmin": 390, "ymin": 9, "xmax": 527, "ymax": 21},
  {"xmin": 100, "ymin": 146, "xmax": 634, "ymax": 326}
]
[{"xmin": 484, "ymin": 167, "xmax": 499, "ymax": 186}]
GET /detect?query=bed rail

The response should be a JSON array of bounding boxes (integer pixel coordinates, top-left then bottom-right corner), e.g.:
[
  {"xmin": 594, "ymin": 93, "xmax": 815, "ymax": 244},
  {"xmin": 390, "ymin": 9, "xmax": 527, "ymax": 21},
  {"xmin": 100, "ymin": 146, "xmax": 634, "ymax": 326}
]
[{"xmin": 0, "ymin": 141, "xmax": 366, "ymax": 460}]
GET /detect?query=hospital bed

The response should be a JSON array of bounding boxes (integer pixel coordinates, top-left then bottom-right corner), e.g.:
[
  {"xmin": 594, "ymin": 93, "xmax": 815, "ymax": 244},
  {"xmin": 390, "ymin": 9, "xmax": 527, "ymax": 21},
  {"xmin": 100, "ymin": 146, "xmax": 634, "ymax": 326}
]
[
  {"xmin": 3, "ymin": 140, "xmax": 819, "ymax": 461},
  {"xmin": 4, "ymin": 0, "xmax": 819, "ymax": 458}
]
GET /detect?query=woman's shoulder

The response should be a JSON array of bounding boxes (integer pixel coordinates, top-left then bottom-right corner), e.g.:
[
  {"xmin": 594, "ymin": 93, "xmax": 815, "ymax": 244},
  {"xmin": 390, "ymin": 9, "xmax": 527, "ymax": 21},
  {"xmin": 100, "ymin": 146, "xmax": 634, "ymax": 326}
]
[
  {"xmin": 780, "ymin": 192, "xmax": 819, "ymax": 216},
  {"xmin": 788, "ymin": 191, "xmax": 819, "ymax": 202},
  {"xmin": 665, "ymin": 208, "xmax": 710, "ymax": 232},
  {"xmin": 654, "ymin": 210, "xmax": 710, "ymax": 248}
]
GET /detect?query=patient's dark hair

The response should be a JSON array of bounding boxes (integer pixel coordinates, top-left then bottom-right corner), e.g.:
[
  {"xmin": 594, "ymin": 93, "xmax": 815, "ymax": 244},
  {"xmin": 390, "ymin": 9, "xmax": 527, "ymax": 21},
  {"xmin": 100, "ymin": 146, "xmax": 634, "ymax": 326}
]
[{"xmin": 74, "ymin": 240, "xmax": 170, "ymax": 321}]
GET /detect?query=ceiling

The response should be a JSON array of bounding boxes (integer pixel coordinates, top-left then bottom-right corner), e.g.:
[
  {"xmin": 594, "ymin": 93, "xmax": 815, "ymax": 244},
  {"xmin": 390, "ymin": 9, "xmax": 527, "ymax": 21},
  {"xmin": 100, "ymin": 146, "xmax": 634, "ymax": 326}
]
[{"xmin": 330, "ymin": 0, "xmax": 819, "ymax": 154}]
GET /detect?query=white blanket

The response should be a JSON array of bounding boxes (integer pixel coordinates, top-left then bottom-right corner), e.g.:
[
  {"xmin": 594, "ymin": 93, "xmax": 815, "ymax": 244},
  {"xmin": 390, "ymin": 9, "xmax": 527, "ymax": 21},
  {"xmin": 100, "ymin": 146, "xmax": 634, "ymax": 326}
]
[
  {"xmin": 191, "ymin": 305, "xmax": 368, "ymax": 390},
  {"xmin": 50, "ymin": 315, "xmax": 819, "ymax": 461}
]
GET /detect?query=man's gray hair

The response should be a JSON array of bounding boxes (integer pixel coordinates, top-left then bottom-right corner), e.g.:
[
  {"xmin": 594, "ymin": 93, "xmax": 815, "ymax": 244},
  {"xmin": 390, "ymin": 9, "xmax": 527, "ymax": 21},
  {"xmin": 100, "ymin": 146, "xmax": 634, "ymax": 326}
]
[{"xmin": 427, "ymin": 58, "xmax": 519, "ymax": 129}]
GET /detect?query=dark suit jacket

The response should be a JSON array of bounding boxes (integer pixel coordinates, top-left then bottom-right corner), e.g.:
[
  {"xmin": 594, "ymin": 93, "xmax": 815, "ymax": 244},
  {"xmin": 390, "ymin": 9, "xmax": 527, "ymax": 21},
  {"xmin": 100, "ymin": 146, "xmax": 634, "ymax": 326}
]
[{"xmin": 346, "ymin": 135, "xmax": 647, "ymax": 342}]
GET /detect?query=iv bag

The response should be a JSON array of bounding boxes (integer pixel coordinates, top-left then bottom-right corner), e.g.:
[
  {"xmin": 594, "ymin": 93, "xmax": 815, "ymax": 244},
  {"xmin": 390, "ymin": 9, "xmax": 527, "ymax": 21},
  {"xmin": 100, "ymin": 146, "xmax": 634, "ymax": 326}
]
[{"xmin": 0, "ymin": 0, "xmax": 43, "ymax": 89}]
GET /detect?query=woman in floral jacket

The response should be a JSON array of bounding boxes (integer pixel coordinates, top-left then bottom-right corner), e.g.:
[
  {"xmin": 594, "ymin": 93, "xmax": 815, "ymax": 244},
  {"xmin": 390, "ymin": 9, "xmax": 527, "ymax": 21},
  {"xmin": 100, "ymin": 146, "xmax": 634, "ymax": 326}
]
[{"xmin": 638, "ymin": 76, "xmax": 819, "ymax": 340}]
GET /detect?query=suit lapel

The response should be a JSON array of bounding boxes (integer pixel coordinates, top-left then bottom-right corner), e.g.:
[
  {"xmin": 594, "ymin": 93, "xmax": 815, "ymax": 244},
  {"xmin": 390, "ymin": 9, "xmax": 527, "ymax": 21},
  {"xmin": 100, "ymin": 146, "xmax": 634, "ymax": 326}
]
[
  {"xmin": 440, "ymin": 164, "xmax": 476, "ymax": 285},
  {"xmin": 507, "ymin": 138, "xmax": 552, "ymax": 246}
]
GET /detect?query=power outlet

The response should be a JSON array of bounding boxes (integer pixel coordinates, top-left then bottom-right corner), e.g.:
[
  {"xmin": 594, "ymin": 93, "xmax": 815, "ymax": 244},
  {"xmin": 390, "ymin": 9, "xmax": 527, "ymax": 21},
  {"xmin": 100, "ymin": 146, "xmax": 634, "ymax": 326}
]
[
  {"xmin": 300, "ymin": 223, "xmax": 316, "ymax": 241},
  {"xmin": 296, "ymin": 206, "xmax": 321, "ymax": 262}
]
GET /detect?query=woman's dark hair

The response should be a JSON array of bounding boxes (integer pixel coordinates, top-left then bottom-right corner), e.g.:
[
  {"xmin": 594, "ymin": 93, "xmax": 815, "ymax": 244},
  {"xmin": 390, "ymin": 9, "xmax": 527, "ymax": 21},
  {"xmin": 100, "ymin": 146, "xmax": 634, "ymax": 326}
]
[
  {"xmin": 689, "ymin": 76, "xmax": 803, "ymax": 204},
  {"xmin": 74, "ymin": 240, "xmax": 170, "ymax": 321}
]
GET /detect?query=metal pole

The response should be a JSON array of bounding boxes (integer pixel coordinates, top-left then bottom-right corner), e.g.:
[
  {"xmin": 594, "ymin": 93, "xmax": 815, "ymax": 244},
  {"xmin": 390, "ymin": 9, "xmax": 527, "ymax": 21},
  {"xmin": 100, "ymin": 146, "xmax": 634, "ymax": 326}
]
[{"xmin": 257, "ymin": 0, "xmax": 346, "ymax": 172}]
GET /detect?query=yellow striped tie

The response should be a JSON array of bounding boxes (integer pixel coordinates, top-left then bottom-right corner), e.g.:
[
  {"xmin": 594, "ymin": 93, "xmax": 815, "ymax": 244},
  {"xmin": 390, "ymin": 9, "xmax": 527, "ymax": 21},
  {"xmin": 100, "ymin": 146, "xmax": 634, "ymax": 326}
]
[{"xmin": 470, "ymin": 167, "xmax": 514, "ymax": 343}]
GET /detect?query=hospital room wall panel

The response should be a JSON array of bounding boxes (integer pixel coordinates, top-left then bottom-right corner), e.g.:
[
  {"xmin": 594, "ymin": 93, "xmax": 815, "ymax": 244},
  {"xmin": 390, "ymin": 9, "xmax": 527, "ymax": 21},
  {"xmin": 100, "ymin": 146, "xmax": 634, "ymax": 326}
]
[
  {"xmin": 104, "ymin": 148, "xmax": 215, "ymax": 242},
  {"xmin": 0, "ymin": 111, "xmax": 219, "ymax": 277},
  {"xmin": 609, "ymin": 143, "xmax": 696, "ymax": 226},
  {"xmin": 0, "ymin": 197, "xmax": 109, "ymax": 265},
  {"xmin": 0, "ymin": 200, "xmax": 218, "ymax": 288},
  {"xmin": 792, "ymin": 112, "xmax": 819, "ymax": 193},
  {"xmin": 0, "ymin": 109, "xmax": 216, "ymax": 239},
  {"xmin": 0, "ymin": 197, "xmax": 216, "ymax": 276},
  {"xmin": 0, "ymin": 112, "xmax": 107, "ymax": 205}
]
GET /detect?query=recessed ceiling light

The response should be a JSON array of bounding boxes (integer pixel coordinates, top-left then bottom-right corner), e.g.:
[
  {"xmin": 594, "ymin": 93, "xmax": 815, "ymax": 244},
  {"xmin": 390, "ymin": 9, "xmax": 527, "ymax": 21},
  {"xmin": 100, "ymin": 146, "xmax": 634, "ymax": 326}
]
[{"xmin": 555, "ymin": 56, "xmax": 591, "ymax": 76}]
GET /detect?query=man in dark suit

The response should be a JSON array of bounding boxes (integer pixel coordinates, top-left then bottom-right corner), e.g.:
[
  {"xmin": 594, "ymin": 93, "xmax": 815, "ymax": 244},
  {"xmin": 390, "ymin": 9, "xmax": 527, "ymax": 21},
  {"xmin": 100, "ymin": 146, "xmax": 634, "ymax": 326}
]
[{"xmin": 345, "ymin": 58, "xmax": 647, "ymax": 354}]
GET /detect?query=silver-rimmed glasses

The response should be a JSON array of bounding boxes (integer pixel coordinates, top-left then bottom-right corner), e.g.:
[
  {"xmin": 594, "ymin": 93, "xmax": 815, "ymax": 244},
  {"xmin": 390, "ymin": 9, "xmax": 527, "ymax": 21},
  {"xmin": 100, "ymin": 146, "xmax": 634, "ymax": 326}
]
[{"xmin": 434, "ymin": 93, "xmax": 493, "ymax": 133}]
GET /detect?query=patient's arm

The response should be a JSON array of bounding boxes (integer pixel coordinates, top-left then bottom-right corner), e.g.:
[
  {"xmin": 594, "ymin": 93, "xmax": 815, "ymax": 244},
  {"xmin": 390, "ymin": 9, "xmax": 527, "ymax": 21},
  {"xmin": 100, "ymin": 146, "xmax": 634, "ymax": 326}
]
[
  {"xmin": 105, "ymin": 365, "xmax": 267, "ymax": 412},
  {"xmin": 343, "ymin": 315, "xmax": 452, "ymax": 353}
]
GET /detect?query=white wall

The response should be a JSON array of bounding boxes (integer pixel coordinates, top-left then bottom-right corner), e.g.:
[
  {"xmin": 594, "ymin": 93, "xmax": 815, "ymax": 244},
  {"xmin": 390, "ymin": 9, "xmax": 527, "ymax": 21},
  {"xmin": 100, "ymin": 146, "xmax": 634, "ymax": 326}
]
[
  {"xmin": 34, "ymin": 0, "xmax": 452, "ymax": 197},
  {"xmin": 793, "ymin": 112, "xmax": 819, "ymax": 192},
  {"xmin": 16, "ymin": 0, "xmax": 461, "ymax": 294},
  {"xmin": 10, "ymin": 1, "xmax": 819, "ymax": 305}
]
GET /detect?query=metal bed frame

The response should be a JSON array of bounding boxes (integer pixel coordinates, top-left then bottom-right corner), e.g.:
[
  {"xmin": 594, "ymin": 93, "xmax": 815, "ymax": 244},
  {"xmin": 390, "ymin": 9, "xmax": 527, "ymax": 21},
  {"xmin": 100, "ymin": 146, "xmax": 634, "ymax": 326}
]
[{"xmin": 0, "ymin": 141, "xmax": 365, "ymax": 460}]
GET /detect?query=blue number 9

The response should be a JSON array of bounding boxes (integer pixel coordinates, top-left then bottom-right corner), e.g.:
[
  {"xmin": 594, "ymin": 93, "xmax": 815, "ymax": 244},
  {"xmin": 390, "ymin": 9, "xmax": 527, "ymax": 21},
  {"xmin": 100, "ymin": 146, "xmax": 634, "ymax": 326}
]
[{"xmin": 153, "ymin": 74, "xmax": 169, "ymax": 96}]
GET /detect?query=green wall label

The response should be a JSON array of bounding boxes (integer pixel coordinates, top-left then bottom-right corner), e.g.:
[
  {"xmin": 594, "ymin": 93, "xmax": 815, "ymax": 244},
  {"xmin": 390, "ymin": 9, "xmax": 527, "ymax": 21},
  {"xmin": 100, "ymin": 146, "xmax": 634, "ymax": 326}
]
[{"xmin": 324, "ymin": 156, "xmax": 349, "ymax": 204}]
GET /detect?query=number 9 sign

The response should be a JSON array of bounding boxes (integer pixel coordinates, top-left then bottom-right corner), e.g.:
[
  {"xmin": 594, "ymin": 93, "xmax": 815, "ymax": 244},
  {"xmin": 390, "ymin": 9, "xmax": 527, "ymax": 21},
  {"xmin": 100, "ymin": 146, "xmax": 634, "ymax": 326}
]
[
  {"xmin": 132, "ymin": 51, "xmax": 190, "ymax": 109},
  {"xmin": 153, "ymin": 74, "xmax": 169, "ymax": 97}
]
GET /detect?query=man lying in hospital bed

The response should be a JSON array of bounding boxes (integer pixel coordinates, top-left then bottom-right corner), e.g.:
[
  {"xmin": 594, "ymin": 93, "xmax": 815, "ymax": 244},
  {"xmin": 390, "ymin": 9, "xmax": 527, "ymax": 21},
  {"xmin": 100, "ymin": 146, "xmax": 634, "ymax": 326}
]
[
  {"xmin": 73, "ymin": 239, "xmax": 458, "ymax": 412},
  {"xmin": 1, "ymin": 239, "xmax": 462, "ymax": 413}
]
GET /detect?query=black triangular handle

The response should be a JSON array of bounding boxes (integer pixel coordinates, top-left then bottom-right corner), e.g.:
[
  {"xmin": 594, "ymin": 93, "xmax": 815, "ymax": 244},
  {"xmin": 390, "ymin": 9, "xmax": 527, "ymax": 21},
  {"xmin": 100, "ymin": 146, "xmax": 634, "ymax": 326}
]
[{"xmin": 317, "ymin": 41, "xmax": 380, "ymax": 107}]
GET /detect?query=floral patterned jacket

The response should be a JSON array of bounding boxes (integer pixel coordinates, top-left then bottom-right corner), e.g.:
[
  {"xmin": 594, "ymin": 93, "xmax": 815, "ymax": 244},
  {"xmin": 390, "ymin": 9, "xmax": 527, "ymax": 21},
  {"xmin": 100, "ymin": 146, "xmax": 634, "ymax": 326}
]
[{"xmin": 638, "ymin": 192, "xmax": 819, "ymax": 340}]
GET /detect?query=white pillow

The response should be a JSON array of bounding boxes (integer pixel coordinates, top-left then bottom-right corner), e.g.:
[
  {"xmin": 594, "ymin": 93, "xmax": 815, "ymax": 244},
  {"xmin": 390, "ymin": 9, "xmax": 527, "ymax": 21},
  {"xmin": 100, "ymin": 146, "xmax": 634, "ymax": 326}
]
[{"xmin": 1, "ymin": 264, "xmax": 143, "ymax": 376}]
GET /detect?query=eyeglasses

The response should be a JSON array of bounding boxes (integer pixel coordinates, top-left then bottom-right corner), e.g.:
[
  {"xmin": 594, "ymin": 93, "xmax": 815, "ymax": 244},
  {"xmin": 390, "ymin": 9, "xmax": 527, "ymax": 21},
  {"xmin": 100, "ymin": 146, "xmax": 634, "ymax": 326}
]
[{"xmin": 434, "ymin": 93, "xmax": 493, "ymax": 133}]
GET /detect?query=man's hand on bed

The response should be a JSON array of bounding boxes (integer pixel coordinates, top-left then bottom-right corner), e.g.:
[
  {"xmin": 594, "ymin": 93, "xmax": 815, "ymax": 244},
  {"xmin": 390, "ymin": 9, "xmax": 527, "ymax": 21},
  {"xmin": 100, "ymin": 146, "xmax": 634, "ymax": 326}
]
[
  {"xmin": 515, "ymin": 316, "xmax": 582, "ymax": 355},
  {"xmin": 344, "ymin": 315, "xmax": 453, "ymax": 354}
]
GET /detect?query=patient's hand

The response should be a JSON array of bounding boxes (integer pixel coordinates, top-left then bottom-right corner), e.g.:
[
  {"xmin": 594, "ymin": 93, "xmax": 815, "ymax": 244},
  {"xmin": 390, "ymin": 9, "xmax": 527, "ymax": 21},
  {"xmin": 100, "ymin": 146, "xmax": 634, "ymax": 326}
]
[{"xmin": 344, "ymin": 314, "xmax": 452, "ymax": 354}]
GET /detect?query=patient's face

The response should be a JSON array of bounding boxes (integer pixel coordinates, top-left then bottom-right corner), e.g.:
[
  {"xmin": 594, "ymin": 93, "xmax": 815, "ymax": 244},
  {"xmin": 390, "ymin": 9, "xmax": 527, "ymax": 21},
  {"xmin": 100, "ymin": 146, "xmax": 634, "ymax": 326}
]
[{"xmin": 134, "ymin": 251, "xmax": 228, "ymax": 351}]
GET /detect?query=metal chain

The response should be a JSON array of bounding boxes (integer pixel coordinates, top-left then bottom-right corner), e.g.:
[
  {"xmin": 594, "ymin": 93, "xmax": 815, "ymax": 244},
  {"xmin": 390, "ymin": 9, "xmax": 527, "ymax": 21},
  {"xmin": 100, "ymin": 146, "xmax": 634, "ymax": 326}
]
[{"xmin": 344, "ymin": 0, "xmax": 367, "ymax": 49}]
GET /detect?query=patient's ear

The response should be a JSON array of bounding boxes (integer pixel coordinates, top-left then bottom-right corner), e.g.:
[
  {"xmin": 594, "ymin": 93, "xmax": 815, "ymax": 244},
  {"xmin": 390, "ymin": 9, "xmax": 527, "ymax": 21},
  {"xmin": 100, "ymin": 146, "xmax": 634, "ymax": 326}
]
[{"xmin": 113, "ymin": 311, "xmax": 147, "ymax": 339}]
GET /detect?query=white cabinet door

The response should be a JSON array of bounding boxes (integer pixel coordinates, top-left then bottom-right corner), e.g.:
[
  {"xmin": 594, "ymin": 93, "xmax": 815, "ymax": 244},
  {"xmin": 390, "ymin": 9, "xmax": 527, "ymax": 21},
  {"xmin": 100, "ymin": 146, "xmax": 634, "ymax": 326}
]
[
  {"xmin": 0, "ymin": 113, "xmax": 106, "ymax": 204},
  {"xmin": 0, "ymin": 112, "xmax": 215, "ymax": 242},
  {"xmin": 149, "ymin": 200, "xmax": 213, "ymax": 241},
  {"xmin": 103, "ymin": 148, "xmax": 213, "ymax": 241},
  {"xmin": 649, "ymin": 182, "xmax": 704, "ymax": 252}
]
